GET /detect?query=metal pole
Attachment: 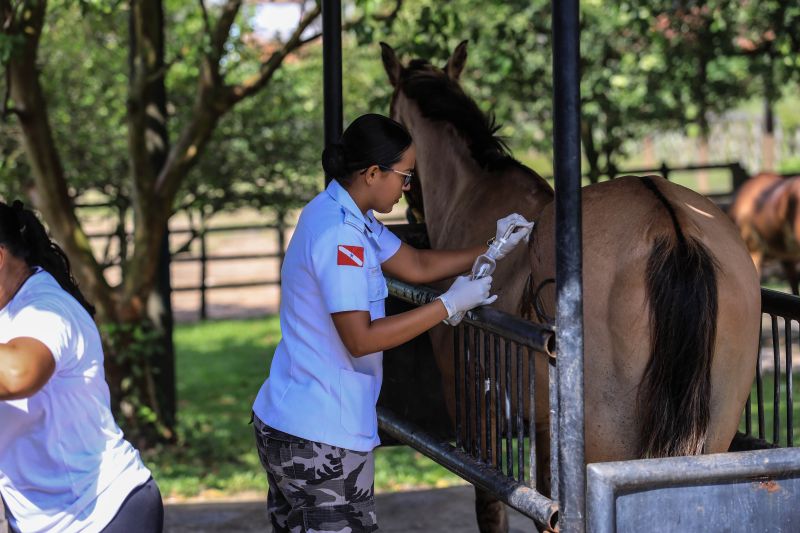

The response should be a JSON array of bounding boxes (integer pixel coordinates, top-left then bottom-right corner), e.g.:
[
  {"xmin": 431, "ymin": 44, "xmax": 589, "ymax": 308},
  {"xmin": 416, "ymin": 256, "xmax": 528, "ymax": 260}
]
[
  {"xmin": 551, "ymin": 0, "xmax": 585, "ymax": 531},
  {"xmin": 322, "ymin": 0, "xmax": 343, "ymax": 186}
]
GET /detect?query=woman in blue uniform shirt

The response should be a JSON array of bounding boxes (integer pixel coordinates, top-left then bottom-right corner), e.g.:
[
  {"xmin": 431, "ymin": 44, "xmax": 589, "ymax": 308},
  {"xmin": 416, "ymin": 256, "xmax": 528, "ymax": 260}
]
[{"xmin": 252, "ymin": 114, "xmax": 530, "ymax": 532}]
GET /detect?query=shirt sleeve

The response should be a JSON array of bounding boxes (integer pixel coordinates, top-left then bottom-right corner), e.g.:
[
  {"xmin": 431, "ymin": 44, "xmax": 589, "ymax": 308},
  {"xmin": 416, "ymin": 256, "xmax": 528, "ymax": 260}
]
[
  {"xmin": 11, "ymin": 302, "xmax": 71, "ymax": 370},
  {"xmin": 367, "ymin": 214, "xmax": 402, "ymax": 263},
  {"xmin": 310, "ymin": 225, "xmax": 371, "ymax": 314}
]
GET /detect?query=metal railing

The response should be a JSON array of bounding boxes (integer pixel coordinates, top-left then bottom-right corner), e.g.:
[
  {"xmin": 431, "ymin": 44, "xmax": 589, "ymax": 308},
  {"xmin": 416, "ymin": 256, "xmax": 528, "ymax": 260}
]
[
  {"xmin": 380, "ymin": 278, "xmax": 559, "ymax": 531},
  {"xmin": 743, "ymin": 288, "xmax": 799, "ymax": 447}
]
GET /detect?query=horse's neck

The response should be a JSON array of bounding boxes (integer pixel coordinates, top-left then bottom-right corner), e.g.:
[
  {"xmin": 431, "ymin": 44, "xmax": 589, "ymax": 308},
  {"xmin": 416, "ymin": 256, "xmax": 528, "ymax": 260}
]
[{"xmin": 408, "ymin": 116, "xmax": 485, "ymax": 246}]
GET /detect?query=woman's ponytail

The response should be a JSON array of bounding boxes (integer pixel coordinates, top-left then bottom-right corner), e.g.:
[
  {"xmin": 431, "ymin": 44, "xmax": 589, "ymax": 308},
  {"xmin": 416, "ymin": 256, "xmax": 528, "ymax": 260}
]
[
  {"xmin": 321, "ymin": 141, "xmax": 348, "ymax": 181},
  {"xmin": 1, "ymin": 201, "xmax": 96, "ymax": 317}
]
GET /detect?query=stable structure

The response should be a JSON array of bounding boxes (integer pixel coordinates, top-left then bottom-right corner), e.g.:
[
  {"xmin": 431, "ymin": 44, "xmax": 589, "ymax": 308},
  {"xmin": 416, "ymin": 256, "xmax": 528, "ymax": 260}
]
[{"xmin": 321, "ymin": 1, "xmax": 800, "ymax": 531}]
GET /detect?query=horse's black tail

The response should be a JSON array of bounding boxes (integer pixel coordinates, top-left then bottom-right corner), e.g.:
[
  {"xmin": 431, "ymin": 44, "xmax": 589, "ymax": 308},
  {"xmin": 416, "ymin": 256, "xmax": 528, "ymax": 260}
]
[{"xmin": 638, "ymin": 177, "xmax": 719, "ymax": 458}]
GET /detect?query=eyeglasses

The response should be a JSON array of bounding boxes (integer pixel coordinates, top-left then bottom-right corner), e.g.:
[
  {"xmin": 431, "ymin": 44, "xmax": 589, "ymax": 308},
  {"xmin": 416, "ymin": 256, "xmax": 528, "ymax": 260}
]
[{"xmin": 379, "ymin": 165, "xmax": 414, "ymax": 187}]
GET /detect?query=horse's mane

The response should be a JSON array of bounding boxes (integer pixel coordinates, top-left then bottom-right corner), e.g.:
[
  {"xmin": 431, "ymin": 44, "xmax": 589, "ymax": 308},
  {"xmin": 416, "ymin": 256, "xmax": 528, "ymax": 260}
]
[{"xmin": 398, "ymin": 61, "xmax": 527, "ymax": 173}]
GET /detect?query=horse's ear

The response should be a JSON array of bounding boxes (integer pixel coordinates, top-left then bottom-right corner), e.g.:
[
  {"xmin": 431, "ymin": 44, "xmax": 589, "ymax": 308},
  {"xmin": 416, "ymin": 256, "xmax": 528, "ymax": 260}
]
[
  {"xmin": 445, "ymin": 40, "xmax": 468, "ymax": 80},
  {"xmin": 381, "ymin": 42, "xmax": 402, "ymax": 87}
]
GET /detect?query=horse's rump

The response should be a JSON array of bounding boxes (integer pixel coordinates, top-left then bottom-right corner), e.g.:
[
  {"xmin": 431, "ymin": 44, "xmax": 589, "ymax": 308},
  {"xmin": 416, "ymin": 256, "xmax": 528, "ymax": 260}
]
[{"xmin": 530, "ymin": 175, "xmax": 759, "ymax": 461}]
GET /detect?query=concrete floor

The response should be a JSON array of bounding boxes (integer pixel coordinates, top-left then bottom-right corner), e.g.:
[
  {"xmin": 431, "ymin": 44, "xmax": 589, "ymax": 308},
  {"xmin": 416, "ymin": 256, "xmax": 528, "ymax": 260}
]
[{"xmin": 164, "ymin": 485, "xmax": 538, "ymax": 532}]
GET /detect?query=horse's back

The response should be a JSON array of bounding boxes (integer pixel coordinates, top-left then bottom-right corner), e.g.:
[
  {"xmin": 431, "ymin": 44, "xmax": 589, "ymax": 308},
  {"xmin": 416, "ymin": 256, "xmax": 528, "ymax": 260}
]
[{"xmin": 530, "ymin": 176, "xmax": 760, "ymax": 462}]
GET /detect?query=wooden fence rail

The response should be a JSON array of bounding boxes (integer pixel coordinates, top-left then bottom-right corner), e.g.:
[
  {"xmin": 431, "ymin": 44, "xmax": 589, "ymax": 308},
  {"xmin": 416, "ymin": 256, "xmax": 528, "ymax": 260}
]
[{"xmin": 76, "ymin": 161, "xmax": 800, "ymax": 319}]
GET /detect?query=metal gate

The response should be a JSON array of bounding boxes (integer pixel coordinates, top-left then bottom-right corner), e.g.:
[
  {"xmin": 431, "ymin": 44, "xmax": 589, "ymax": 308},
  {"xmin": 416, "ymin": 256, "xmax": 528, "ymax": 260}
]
[{"xmin": 378, "ymin": 277, "xmax": 559, "ymax": 530}]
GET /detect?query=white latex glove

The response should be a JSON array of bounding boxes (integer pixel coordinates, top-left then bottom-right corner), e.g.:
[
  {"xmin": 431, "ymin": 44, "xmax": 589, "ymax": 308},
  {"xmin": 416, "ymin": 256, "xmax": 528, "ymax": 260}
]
[
  {"xmin": 493, "ymin": 213, "xmax": 535, "ymax": 260},
  {"xmin": 437, "ymin": 275, "xmax": 498, "ymax": 318}
]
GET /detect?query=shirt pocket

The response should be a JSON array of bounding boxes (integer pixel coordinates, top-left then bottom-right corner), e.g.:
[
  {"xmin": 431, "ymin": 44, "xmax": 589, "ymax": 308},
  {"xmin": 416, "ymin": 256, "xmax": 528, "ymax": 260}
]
[
  {"xmin": 339, "ymin": 368, "xmax": 378, "ymax": 438},
  {"xmin": 366, "ymin": 266, "xmax": 388, "ymax": 321},
  {"xmin": 367, "ymin": 266, "xmax": 388, "ymax": 302}
]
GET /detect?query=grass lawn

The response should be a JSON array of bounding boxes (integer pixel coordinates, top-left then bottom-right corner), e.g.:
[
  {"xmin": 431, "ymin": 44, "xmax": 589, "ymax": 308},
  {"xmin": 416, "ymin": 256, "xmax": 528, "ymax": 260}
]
[{"xmin": 143, "ymin": 318, "xmax": 461, "ymax": 500}]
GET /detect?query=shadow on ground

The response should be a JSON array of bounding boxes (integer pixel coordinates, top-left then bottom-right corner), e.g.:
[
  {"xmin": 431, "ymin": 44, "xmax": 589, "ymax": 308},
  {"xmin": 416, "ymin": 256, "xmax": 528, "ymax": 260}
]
[{"xmin": 165, "ymin": 485, "xmax": 536, "ymax": 532}]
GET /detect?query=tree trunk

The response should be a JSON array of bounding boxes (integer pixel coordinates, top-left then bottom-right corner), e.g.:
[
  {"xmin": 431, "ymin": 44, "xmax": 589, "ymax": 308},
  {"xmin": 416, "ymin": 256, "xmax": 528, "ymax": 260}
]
[{"xmin": 129, "ymin": 0, "xmax": 176, "ymax": 435}]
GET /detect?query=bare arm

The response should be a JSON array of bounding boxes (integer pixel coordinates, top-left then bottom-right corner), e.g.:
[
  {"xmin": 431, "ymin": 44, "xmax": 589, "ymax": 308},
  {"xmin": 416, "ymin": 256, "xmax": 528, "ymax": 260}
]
[
  {"xmin": 0, "ymin": 338, "xmax": 55, "ymax": 400},
  {"xmin": 381, "ymin": 242, "xmax": 486, "ymax": 284},
  {"xmin": 332, "ymin": 302, "xmax": 449, "ymax": 357}
]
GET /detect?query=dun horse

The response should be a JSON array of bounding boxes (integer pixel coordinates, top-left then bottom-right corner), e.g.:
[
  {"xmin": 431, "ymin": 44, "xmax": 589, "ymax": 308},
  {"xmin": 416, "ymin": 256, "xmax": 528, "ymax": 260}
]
[
  {"xmin": 382, "ymin": 41, "xmax": 761, "ymax": 532},
  {"xmin": 729, "ymin": 172, "xmax": 800, "ymax": 294}
]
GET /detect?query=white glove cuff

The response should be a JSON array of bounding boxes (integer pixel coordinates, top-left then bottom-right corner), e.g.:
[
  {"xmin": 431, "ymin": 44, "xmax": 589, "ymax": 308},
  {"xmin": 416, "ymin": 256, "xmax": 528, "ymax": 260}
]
[{"xmin": 436, "ymin": 294, "xmax": 457, "ymax": 318}]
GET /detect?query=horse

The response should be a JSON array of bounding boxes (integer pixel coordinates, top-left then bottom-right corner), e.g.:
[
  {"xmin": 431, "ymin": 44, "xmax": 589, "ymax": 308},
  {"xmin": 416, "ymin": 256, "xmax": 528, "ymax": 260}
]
[
  {"xmin": 381, "ymin": 41, "xmax": 762, "ymax": 532},
  {"xmin": 729, "ymin": 172, "xmax": 800, "ymax": 294}
]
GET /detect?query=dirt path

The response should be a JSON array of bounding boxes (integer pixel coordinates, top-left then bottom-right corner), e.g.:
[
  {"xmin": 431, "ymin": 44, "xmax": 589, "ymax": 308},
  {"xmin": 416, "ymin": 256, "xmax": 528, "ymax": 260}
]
[{"xmin": 164, "ymin": 485, "xmax": 536, "ymax": 532}]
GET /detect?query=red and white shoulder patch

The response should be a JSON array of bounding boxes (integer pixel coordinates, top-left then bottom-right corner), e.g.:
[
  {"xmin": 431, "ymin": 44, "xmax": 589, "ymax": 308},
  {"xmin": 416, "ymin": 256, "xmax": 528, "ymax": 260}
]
[{"xmin": 337, "ymin": 244, "xmax": 364, "ymax": 267}]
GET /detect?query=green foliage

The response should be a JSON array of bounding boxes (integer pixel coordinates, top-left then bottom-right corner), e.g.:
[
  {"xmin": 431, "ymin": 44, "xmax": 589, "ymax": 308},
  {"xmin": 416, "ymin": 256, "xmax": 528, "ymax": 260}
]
[
  {"xmin": 184, "ymin": 51, "xmax": 326, "ymax": 214},
  {"xmin": 350, "ymin": 0, "xmax": 800, "ymax": 180},
  {"xmin": 100, "ymin": 320, "xmax": 172, "ymax": 438},
  {"xmin": 1, "ymin": 1, "xmax": 129, "ymax": 198},
  {"xmin": 4, "ymin": 1, "xmax": 798, "ymax": 203}
]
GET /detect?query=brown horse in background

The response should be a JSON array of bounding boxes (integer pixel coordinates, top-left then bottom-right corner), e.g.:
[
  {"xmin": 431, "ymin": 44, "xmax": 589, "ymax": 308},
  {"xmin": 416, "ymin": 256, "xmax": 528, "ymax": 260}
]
[
  {"xmin": 382, "ymin": 41, "xmax": 762, "ymax": 533},
  {"xmin": 729, "ymin": 172, "xmax": 800, "ymax": 294}
]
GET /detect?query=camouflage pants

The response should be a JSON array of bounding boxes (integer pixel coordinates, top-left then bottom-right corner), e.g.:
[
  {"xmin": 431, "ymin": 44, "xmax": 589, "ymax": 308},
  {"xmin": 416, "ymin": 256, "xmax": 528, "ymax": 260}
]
[{"xmin": 253, "ymin": 415, "xmax": 378, "ymax": 533}]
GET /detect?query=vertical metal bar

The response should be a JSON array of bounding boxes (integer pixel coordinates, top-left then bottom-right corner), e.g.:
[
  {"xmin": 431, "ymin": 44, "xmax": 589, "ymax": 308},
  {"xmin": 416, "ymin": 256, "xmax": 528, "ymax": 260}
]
[
  {"xmin": 475, "ymin": 327, "xmax": 482, "ymax": 459},
  {"xmin": 485, "ymin": 330, "xmax": 492, "ymax": 464},
  {"xmin": 505, "ymin": 340, "xmax": 513, "ymax": 478},
  {"xmin": 322, "ymin": 0, "xmax": 343, "ymax": 186},
  {"xmin": 516, "ymin": 343, "xmax": 525, "ymax": 484},
  {"xmin": 757, "ymin": 319, "xmax": 766, "ymax": 440},
  {"xmin": 745, "ymin": 393, "xmax": 752, "ymax": 436},
  {"xmin": 454, "ymin": 325, "xmax": 462, "ymax": 450},
  {"xmin": 552, "ymin": 0, "xmax": 585, "ymax": 527},
  {"xmin": 199, "ymin": 212, "xmax": 208, "ymax": 321},
  {"xmin": 276, "ymin": 211, "xmax": 286, "ymax": 308},
  {"xmin": 117, "ymin": 203, "xmax": 128, "ymax": 264},
  {"xmin": 773, "ymin": 315, "xmax": 782, "ymax": 444},
  {"xmin": 528, "ymin": 347, "xmax": 537, "ymax": 490},
  {"xmin": 748, "ymin": 316, "xmax": 764, "ymax": 436},
  {"xmin": 549, "ymin": 357, "xmax": 559, "ymax": 502},
  {"xmin": 494, "ymin": 336, "xmax": 502, "ymax": 471},
  {"xmin": 787, "ymin": 320, "xmax": 794, "ymax": 447},
  {"xmin": 464, "ymin": 325, "xmax": 472, "ymax": 454},
  {"xmin": 277, "ymin": 211, "xmax": 286, "ymax": 275}
]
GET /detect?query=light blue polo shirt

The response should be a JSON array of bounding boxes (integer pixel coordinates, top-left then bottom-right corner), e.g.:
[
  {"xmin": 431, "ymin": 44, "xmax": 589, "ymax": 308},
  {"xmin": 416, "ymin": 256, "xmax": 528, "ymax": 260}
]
[{"xmin": 253, "ymin": 179, "xmax": 402, "ymax": 451}]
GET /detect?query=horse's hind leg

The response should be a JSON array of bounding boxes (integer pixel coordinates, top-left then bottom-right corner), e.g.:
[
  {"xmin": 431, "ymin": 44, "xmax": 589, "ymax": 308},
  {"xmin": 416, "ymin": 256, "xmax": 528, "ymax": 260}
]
[{"xmin": 475, "ymin": 487, "xmax": 508, "ymax": 533}]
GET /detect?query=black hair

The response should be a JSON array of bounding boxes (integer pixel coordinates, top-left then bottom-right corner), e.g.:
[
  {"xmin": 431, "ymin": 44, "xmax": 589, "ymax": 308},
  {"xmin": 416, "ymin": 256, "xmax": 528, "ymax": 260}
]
[
  {"xmin": 0, "ymin": 200, "xmax": 96, "ymax": 317},
  {"xmin": 321, "ymin": 113, "xmax": 413, "ymax": 185}
]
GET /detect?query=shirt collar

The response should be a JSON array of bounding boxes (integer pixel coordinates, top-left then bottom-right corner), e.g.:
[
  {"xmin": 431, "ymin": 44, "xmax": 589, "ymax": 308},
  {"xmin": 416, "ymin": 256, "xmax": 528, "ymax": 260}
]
[
  {"xmin": 326, "ymin": 179, "xmax": 366, "ymax": 227},
  {"xmin": 325, "ymin": 179, "xmax": 384, "ymax": 246}
]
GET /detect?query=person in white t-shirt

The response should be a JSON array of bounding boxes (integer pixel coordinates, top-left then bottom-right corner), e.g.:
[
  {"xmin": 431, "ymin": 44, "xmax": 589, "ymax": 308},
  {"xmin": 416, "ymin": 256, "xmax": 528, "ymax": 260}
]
[
  {"xmin": 252, "ymin": 114, "xmax": 532, "ymax": 532},
  {"xmin": 0, "ymin": 200, "xmax": 162, "ymax": 533}
]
